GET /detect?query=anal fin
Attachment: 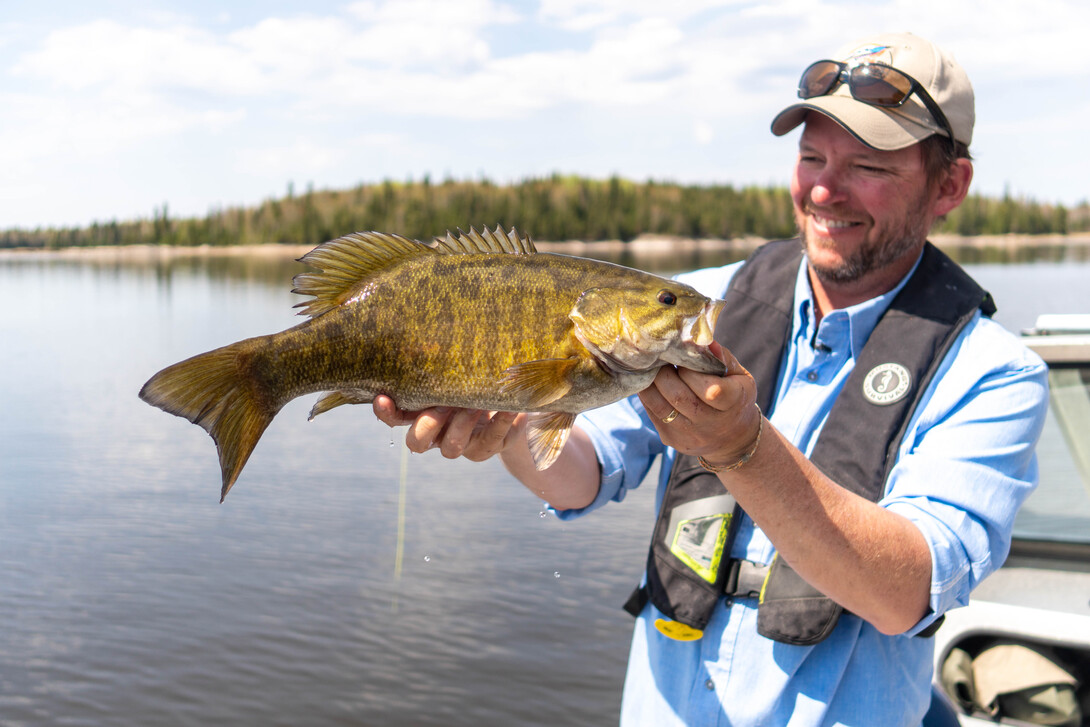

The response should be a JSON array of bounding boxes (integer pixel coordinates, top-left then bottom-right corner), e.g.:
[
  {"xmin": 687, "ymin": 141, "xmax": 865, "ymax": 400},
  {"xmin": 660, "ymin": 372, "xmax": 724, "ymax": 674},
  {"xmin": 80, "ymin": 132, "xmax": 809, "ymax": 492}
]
[
  {"xmin": 525, "ymin": 411, "xmax": 577, "ymax": 471},
  {"xmin": 309, "ymin": 390, "xmax": 373, "ymax": 420}
]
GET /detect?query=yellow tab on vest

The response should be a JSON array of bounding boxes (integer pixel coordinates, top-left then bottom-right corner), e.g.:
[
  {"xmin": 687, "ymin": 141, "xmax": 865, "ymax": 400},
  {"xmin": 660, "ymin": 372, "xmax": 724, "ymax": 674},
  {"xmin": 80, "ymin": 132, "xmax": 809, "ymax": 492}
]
[{"xmin": 654, "ymin": 619, "xmax": 703, "ymax": 641}]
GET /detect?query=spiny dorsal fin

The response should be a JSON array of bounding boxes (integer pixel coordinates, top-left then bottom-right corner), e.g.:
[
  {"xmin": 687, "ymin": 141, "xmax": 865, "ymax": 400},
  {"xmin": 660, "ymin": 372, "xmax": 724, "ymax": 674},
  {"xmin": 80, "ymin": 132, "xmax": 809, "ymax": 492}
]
[
  {"xmin": 292, "ymin": 226, "xmax": 536, "ymax": 318},
  {"xmin": 292, "ymin": 231, "xmax": 436, "ymax": 318},
  {"xmin": 433, "ymin": 225, "xmax": 536, "ymax": 255}
]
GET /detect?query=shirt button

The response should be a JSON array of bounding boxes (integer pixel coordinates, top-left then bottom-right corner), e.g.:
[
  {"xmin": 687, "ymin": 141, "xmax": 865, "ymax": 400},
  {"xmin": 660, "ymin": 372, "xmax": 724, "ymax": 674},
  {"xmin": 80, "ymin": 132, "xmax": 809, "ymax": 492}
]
[
  {"xmin": 807, "ymin": 371, "xmax": 818, "ymax": 382},
  {"xmin": 705, "ymin": 678, "xmax": 715, "ymax": 691}
]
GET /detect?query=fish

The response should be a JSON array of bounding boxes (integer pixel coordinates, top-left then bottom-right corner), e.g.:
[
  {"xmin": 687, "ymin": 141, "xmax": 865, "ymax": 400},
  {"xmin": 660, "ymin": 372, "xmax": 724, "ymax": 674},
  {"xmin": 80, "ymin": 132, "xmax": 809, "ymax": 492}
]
[{"xmin": 139, "ymin": 226, "xmax": 726, "ymax": 501}]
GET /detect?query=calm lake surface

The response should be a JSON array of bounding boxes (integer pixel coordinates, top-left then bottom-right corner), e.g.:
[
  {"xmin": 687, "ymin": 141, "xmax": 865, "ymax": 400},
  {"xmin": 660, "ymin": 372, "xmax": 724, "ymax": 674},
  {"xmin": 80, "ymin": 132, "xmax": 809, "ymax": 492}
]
[{"xmin": 2, "ymin": 244, "xmax": 1089, "ymax": 726}]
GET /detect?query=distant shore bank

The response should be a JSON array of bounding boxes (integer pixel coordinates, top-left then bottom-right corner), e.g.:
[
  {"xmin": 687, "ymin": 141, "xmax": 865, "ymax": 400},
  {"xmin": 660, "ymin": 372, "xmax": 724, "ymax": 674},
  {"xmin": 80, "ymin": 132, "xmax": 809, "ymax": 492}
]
[{"xmin": 3, "ymin": 233, "xmax": 1090, "ymax": 262}]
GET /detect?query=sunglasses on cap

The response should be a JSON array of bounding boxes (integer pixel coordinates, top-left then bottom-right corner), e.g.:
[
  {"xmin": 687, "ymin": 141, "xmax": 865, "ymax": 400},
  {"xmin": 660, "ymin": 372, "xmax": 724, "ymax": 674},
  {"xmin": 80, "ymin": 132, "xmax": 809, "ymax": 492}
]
[{"xmin": 798, "ymin": 60, "xmax": 956, "ymax": 148}]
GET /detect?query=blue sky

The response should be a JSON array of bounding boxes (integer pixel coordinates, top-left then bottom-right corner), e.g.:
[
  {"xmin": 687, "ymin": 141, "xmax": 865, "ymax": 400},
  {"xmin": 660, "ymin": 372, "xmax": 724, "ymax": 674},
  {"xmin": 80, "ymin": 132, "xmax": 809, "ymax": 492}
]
[{"xmin": 3, "ymin": 0, "xmax": 1088, "ymax": 230}]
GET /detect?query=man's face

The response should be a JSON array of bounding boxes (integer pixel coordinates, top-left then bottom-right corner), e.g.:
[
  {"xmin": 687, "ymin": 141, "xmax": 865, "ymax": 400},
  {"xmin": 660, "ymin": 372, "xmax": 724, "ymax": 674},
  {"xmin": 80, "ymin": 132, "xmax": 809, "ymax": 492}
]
[{"xmin": 790, "ymin": 113, "xmax": 939, "ymax": 286}]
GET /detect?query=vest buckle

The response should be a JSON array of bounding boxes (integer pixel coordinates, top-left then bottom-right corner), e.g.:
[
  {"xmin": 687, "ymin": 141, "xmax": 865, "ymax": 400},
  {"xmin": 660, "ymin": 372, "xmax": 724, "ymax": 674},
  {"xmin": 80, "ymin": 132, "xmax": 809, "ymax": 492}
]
[{"xmin": 723, "ymin": 559, "xmax": 770, "ymax": 599}]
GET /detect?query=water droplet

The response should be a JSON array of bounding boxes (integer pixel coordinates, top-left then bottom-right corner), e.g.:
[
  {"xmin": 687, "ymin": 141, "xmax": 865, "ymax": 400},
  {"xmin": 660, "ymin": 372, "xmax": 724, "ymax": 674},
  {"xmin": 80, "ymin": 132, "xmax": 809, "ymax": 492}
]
[
  {"xmin": 553, "ymin": 571, "xmax": 561, "ymax": 579},
  {"xmin": 423, "ymin": 555, "xmax": 431, "ymax": 563}
]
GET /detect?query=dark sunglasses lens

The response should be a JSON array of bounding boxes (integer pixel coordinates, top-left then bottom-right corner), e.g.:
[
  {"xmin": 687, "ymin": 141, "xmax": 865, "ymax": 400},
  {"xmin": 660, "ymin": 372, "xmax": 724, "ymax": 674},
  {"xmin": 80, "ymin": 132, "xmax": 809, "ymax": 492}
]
[
  {"xmin": 798, "ymin": 61, "xmax": 842, "ymax": 99},
  {"xmin": 847, "ymin": 65, "xmax": 913, "ymax": 106}
]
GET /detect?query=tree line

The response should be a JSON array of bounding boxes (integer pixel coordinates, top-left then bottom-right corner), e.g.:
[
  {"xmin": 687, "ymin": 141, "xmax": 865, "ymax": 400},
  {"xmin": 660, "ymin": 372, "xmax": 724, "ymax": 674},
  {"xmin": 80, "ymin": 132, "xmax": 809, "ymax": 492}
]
[{"xmin": 2, "ymin": 175, "xmax": 1086, "ymax": 250}]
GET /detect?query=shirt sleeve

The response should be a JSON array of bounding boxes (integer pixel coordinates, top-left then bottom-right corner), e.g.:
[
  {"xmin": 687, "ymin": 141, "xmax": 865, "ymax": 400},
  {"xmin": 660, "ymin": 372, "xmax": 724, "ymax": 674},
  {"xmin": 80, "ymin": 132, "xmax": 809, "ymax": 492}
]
[
  {"xmin": 879, "ymin": 315, "xmax": 1050, "ymax": 635},
  {"xmin": 552, "ymin": 395, "xmax": 664, "ymax": 520}
]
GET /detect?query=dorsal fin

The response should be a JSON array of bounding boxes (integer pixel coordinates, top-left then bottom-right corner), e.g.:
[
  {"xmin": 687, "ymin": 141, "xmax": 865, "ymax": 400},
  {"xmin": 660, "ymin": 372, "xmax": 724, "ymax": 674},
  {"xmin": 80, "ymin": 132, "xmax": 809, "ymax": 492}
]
[
  {"xmin": 292, "ymin": 231, "xmax": 436, "ymax": 318},
  {"xmin": 292, "ymin": 226, "xmax": 536, "ymax": 318},
  {"xmin": 434, "ymin": 225, "xmax": 537, "ymax": 255}
]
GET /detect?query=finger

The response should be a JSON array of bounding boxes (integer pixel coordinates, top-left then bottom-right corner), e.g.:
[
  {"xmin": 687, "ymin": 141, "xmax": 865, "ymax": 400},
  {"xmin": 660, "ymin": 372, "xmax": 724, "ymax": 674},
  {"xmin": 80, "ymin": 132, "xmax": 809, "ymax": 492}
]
[
  {"xmin": 677, "ymin": 366, "xmax": 754, "ymax": 412},
  {"xmin": 637, "ymin": 378, "xmax": 669, "ymax": 418},
  {"xmin": 405, "ymin": 407, "xmax": 453, "ymax": 453},
  {"xmin": 638, "ymin": 374, "xmax": 689, "ymax": 425},
  {"xmin": 647, "ymin": 364, "xmax": 709, "ymax": 419},
  {"xmin": 673, "ymin": 340, "xmax": 756, "ymax": 412},
  {"xmin": 373, "ymin": 395, "xmax": 419, "ymax": 427},
  {"xmin": 437, "ymin": 409, "xmax": 487, "ymax": 459},
  {"xmin": 463, "ymin": 411, "xmax": 520, "ymax": 462},
  {"xmin": 710, "ymin": 341, "xmax": 746, "ymax": 376}
]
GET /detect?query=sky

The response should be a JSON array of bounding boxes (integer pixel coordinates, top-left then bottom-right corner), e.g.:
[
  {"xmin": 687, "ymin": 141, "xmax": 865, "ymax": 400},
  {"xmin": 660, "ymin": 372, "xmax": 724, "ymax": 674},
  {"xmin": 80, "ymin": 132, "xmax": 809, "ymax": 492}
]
[{"xmin": 2, "ymin": 0, "xmax": 1089, "ymax": 230}]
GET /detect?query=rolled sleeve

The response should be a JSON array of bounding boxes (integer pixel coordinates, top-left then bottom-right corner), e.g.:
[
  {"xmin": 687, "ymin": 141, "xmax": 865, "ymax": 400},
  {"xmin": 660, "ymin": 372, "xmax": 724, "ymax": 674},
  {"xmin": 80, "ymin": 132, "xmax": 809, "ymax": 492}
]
[
  {"xmin": 879, "ymin": 321, "xmax": 1049, "ymax": 633},
  {"xmin": 552, "ymin": 395, "xmax": 663, "ymax": 521}
]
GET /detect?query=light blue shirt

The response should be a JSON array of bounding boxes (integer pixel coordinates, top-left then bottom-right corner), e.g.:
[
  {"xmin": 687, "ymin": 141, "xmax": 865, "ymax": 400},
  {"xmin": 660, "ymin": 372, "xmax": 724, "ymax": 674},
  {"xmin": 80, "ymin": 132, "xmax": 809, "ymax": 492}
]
[{"xmin": 560, "ymin": 253, "xmax": 1049, "ymax": 727}]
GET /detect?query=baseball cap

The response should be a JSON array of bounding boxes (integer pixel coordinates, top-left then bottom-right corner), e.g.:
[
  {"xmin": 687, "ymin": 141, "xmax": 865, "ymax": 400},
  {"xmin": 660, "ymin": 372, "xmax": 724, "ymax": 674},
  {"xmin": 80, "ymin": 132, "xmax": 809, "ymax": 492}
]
[{"xmin": 771, "ymin": 32, "xmax": 974, "ymax": 150}]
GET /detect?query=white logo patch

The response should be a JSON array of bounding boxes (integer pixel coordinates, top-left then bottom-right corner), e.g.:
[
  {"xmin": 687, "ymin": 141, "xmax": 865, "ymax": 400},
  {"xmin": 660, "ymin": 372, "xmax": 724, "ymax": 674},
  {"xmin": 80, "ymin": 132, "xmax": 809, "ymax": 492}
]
[{"xmin": 862, "ymin": 363, "xmax": 911, "ymax": 406}]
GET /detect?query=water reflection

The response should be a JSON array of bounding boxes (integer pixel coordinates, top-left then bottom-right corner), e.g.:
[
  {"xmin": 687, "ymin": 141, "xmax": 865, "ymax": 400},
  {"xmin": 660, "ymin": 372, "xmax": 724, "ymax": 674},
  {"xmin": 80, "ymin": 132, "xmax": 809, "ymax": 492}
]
[
  {"xmin": 5, "ymin": 237, "xmax": 1087, "ymax": 285},
  {"xmin": 0, "ymin": 245, "xmax": 309, "ymax": 288},
  {"xmin": 941, "ymin": 241, "xmax": 1090, "ymax": 265}
]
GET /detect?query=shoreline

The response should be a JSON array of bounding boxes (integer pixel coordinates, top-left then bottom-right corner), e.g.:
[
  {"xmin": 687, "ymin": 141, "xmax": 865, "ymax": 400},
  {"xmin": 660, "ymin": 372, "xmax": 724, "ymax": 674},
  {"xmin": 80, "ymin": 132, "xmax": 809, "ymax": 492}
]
[{"xmin": 2, "ymin": 233, "xmax": 1090, "ymax": 261}]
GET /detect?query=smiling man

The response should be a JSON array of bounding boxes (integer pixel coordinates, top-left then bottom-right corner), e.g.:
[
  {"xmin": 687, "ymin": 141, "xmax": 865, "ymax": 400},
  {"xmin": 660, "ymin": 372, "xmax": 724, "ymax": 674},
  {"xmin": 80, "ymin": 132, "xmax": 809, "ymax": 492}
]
[{"xmin": 375, "ymin": 32, "xmax": 1050, "ymax": 726}]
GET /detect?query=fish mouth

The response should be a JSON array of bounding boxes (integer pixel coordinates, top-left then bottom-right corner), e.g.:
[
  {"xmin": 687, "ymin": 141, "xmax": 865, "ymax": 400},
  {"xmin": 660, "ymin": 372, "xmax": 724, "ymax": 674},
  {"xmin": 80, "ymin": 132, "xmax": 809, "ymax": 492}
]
[{"xmin": 677, "ymin": 299, "xmax": 726, "ymax": 374}]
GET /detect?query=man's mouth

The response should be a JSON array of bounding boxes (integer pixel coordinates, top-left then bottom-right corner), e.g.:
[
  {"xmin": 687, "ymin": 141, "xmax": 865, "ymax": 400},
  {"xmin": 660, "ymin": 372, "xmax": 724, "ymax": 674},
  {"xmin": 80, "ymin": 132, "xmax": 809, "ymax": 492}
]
[{"xmin": 813, "ymin": 215, "xmax": 857, "ymax": 230}]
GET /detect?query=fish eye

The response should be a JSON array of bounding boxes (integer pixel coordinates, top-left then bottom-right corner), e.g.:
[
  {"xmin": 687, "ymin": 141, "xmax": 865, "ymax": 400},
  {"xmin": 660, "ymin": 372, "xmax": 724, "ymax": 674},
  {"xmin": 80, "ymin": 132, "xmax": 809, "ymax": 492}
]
[{"xmin": 657, "ymin": 290, "xmax": 677, "ymax": 306}]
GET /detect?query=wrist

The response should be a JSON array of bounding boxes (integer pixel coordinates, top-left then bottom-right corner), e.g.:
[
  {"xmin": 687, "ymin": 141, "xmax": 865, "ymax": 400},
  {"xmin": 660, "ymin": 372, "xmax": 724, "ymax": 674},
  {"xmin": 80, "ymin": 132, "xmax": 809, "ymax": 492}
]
[{"xmin": 698, "ymin": 405, "xmax": 764, "ymax": 473}]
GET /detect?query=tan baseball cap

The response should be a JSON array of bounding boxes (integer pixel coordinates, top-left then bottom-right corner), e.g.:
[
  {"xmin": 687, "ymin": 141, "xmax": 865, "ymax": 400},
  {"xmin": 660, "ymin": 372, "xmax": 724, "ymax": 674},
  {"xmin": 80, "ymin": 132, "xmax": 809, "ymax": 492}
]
[{"xmin": 771, "ymin": 32, "xmax": 974, "ymax": 150}]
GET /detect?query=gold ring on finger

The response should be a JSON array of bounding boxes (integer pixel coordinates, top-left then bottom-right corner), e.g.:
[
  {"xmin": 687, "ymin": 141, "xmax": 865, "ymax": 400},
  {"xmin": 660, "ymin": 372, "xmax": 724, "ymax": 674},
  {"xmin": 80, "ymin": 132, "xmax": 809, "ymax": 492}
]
[{"xmin": 662, "ymin": 408, "xmax": 680, "ymax": 424}]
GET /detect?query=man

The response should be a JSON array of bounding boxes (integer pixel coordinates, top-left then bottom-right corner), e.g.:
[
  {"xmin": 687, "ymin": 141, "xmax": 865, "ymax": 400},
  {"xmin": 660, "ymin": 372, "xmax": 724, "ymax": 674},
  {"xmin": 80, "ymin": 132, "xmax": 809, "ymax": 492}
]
[{"xmin": 375, "ymin": 33, "xmax": 1049, "ymax": 726}]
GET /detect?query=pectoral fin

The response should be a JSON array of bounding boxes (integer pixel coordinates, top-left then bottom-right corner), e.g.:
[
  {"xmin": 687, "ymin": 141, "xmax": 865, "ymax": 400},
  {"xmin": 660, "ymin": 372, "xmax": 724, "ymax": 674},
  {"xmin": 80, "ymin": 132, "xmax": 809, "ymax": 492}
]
[
  {"xmin": 500, "ymin": 357, "xmax": 578, "ymax": 408},
  {"xmin": 308, "ymin": 390, "xmax": 373, "ymax": 420},
  {"xmin": 525, "ymin": 411, "xmax": 577, "ymax": 471}
]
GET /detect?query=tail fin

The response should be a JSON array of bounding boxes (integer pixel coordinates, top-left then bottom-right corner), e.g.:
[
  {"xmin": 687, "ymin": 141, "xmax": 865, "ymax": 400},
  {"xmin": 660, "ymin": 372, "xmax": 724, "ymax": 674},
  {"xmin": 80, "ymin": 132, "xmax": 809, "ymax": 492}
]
[{"xmin": 139, "ymin": 342, "xmax": 276, "ymax": 501}]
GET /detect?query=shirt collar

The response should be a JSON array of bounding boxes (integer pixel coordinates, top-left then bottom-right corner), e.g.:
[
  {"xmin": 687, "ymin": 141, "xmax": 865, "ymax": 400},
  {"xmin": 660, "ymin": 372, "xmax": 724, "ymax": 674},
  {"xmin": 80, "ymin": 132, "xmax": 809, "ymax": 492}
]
[{"xmin": 792, "ymin": 249, "xmax": 925, "ymax": 359}]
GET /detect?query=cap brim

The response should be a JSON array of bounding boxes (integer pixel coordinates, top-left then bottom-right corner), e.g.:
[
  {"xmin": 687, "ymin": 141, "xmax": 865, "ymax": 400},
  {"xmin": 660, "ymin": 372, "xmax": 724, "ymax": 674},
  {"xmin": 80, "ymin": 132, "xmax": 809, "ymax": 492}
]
[{"xmin": 771, "ymin": 95, "xmax": 940, "ymax": 151}]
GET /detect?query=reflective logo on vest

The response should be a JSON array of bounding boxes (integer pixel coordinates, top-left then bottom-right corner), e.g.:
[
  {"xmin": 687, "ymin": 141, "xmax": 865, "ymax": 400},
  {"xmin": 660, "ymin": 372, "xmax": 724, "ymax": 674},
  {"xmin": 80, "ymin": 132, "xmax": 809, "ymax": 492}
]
[
  {"xmin": 670, "ymin": 512, "xmax": 731, "ymax": 584},
  {"xmin": 862, "ymin": 363, "xmax": 911, "ymax": 405}
]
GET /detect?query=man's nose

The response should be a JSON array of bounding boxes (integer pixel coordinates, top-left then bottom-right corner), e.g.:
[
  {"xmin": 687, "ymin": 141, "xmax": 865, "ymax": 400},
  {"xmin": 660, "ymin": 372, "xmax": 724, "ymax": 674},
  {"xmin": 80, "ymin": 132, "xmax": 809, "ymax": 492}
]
[
  {"xmin": 810, "ymin": 175, "xmax": 841, "ymax": 207},
  {"xmin": 810, "ymin": 169, "xmax": 845, "ymax": 206}
]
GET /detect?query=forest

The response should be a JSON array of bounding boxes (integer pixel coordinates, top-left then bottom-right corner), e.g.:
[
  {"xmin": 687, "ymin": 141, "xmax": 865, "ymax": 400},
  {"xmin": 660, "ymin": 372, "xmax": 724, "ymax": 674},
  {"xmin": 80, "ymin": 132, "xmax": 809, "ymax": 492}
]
[{"xmin": 2, "ymin": 174, "xmax": 1085, "ymax": 250}]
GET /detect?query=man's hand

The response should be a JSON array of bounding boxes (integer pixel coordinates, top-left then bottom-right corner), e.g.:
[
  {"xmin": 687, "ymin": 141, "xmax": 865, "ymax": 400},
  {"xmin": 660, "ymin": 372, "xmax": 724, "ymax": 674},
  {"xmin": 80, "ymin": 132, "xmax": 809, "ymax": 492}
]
[
  {"xmin": 637, "ymin": 342, "xmax": 762, "ymax": 467},
  {"xmin": 372, "ymin": 395, "xmax": 521, "ymax": 463},
  {"xmin": 373, "ymin": 395, "xmax": 601, "ymax": 511}
]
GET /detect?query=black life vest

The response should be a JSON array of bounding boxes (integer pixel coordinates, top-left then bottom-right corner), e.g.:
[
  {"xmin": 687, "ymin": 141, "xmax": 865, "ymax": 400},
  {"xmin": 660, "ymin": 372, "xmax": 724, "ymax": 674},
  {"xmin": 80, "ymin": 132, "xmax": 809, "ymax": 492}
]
[{"xmin": 626, "ymin": 239, "xmax": 995, "ymax": 645}]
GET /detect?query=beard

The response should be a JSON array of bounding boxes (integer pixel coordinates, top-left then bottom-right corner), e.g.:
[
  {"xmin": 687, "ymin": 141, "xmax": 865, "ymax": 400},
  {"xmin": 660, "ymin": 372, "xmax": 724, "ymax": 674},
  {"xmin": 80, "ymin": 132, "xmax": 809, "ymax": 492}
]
[{"xmin": 799, "ymin": 196, "xmax": 932, "ymax": 286}]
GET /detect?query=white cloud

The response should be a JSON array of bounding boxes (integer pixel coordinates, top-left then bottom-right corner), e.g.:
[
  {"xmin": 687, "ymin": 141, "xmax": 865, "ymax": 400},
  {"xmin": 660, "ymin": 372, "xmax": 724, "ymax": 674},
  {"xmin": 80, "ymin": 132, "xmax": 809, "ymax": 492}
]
[
  {"xmin": 234, "ymin": 137, "xmax": 342, "ymax": 178},
  {"xmin": 694, "ymin": 120, "xmax": 714, "ymax": 145},
  {"xmin": 13, "ymin": 20, "xmax": 262, "ymax": 95},
  {"xmin": 538, "ymin": 0, "xmax": 744, "ymax": 31}
]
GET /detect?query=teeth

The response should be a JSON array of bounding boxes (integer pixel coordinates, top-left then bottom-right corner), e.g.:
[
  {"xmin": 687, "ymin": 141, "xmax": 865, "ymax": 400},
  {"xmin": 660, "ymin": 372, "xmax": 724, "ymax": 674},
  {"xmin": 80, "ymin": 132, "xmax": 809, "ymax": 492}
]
[
  {"xmin": 688, "ymin": 300, "xmax": 724, "ymax": 346},
  {"xmin": 815, "ymin": 216, "xmax": 854, "ymax": 229}
]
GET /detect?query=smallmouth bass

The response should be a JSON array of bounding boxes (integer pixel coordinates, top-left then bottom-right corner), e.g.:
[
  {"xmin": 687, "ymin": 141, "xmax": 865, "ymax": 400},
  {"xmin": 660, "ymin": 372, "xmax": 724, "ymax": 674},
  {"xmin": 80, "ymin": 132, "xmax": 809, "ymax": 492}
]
[{"xmin": 139, "ymin": 226, "xmax": 726, "ymax": 500}]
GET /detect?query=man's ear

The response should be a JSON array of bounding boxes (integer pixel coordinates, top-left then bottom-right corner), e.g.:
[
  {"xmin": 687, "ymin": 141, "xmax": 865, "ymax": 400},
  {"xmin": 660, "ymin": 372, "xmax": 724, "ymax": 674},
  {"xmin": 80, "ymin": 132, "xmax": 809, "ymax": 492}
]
[{"xmin": 932, "ymin": 158, "xmax": 973, "ymax": 218}]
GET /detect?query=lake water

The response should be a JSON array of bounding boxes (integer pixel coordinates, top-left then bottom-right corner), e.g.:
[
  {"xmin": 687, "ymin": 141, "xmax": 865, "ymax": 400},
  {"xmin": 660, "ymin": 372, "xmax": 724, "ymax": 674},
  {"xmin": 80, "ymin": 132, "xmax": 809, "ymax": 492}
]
[{"xmin": 2, "ymin": 244, "xmax": 1089, "ymax": 726}]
